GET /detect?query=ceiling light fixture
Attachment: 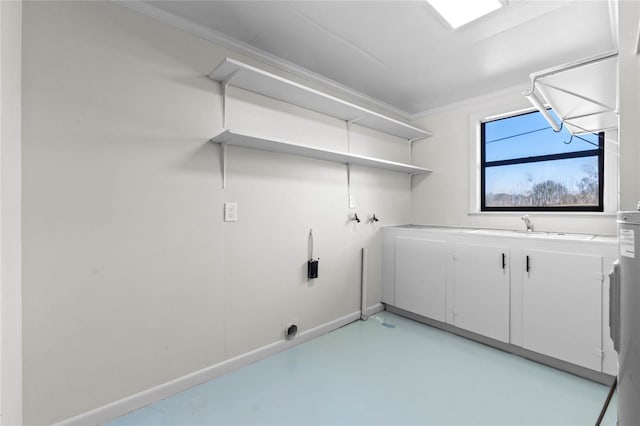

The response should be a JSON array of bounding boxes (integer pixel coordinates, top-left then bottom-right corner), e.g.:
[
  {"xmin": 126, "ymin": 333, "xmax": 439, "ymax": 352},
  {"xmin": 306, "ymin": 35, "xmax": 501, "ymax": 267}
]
[{"xmin": 427, "ymin": 0, "xmax": 504, "ymax": 29}]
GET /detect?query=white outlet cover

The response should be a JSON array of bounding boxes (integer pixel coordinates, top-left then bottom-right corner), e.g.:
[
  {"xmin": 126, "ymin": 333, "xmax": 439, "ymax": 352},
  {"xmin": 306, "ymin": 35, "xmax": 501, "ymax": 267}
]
[{"xmin": 224, "ymin": 202, "xmax": 238, "ymax": 222}]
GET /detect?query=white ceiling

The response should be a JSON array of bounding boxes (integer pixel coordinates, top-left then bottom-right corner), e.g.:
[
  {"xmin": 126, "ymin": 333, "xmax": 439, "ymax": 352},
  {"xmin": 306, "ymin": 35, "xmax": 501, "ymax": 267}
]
[{"xmin": 134, "ymin": 0, "xmax": 616, "ymax": 118}]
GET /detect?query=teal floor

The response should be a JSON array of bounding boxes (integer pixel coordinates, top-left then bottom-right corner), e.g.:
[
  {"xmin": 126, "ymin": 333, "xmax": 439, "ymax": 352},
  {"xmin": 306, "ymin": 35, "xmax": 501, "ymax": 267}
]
[{"xmin": 107, "ymin": 312, "xmax": 617, "ymax": 425}]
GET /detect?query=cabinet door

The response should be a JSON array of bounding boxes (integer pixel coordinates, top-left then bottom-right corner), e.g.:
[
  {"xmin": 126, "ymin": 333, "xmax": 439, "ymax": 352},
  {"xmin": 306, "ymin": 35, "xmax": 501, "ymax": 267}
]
[
  {"xmin": 453, "ymin": 243, "xmax": 510, "ymax": 342},
  {"xmin": 395, "ymin": 237, "xmax": 446, "ymax": 321},
  {"xmin": 522, "ymin": 249, "xmax": 602, "ymax": 370}
]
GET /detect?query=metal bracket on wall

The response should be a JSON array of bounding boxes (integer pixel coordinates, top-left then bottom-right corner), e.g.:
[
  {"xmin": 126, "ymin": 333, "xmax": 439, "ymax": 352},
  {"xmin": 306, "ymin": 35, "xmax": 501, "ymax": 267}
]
[
  {"xmin": 346, "ymin": 163, "xmax": 354, "ymax": 208},
  {"xmin": 221, "ymin": 69, "xmax": 240, "ymax": 130},
  {"xmin": 344, "ymin": 117, "xmax": 364, "ymax": 209},
  {"xmin": 220, "ymin": 142, "xmax": 228, "ymax": 189},
  {"xmin": 347, "ymin": 117, "xmax": 365, "ymax": 126},
  {"xmin": 346, "ymin": 117, "xmax": 364, "ymax": 152},
  {"xmin": 218, "ymin": 69, "xmax": 239, "ymax": 189}
]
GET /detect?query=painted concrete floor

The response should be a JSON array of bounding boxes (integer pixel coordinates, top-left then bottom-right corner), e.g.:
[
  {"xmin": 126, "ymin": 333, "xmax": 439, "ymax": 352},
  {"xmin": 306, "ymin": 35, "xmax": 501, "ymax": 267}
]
[{"xmin": 107, "ymin": 312, "xmax": 617, "ymax": 425}]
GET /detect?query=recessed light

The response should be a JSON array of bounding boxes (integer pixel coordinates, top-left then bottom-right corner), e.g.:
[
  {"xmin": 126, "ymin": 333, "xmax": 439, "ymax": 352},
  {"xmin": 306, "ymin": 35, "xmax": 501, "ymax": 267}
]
[{"xmin": 427, "ymin": 0, "xmax": 503, "ymax": 29}]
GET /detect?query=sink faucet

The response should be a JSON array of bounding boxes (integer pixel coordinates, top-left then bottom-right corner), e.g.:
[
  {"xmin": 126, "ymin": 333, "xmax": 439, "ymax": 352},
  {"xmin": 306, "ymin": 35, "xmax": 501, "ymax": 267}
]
[{"xmin": 521, "ymin": 215, "xmax": 534, "ymax": 232}]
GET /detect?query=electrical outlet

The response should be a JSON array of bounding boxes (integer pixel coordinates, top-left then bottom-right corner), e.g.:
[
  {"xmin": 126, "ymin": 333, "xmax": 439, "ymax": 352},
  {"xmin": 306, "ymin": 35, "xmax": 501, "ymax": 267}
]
[
  {"xmin": 349, "ymin": 195, "xmax": 356, "ymax": 208},
  {"xmin": 224, "ymin": 202, "xmax": 238, "ymax": 222}
]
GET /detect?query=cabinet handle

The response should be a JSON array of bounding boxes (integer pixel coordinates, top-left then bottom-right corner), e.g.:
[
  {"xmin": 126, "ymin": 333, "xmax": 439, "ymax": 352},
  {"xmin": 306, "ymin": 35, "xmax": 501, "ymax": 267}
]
[
  {"xmin": 526, "ymin": 255, "xmax": 530, "ymax": 272},
  {"xmin": 502, "ymin": 253, "xmax": 506, "ymax": 270}
]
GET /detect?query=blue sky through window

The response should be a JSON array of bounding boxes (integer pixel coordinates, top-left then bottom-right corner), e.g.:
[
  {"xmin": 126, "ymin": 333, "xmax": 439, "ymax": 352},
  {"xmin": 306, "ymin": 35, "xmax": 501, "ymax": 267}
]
[
  {"xmin": 483, "ymin": 109, "xmax": 601, "ymax": 208},
  {"xmin": 485, "ymin": 110, "xmax": 598, "ymax": 161}
]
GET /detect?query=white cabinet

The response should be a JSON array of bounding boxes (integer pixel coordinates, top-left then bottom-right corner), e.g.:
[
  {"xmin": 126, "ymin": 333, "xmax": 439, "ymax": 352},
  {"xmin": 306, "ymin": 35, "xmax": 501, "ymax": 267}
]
[
  {"xmin": 382, "ymin": 226, "xmax": 618, "ymax": 375},
  {"xmin": 521, "ymin": 249, "xmax": 603, "ymax": 370},
  {"xmin": 453, "ymin": 243, "xmax": 510, "ymax": 342},
  {"xmin": 395, "ymin": 237, "xmax": 447, "ymax": 321}
]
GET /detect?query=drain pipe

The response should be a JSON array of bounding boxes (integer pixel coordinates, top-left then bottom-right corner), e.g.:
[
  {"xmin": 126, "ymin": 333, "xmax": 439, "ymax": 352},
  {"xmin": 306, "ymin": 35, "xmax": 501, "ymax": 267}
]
[{"xmin": 361, "ymin": 248, "xmax": 368, "ymax": 320}]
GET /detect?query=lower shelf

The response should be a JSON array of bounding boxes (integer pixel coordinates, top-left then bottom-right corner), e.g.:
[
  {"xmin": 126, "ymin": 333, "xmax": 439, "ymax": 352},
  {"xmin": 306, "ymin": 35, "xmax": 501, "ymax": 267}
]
[{"xmin": 209, "ymin": 129, "xmax": 432, "ymax": 175}]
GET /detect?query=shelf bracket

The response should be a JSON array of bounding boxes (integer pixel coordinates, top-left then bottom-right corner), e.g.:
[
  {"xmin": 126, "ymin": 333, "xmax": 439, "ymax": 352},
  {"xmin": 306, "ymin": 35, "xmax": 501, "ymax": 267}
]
[
  {"xmin": 220, "ymin": 142, "xmax": 228, "ymax": 189},
  {"xmin": 346, "ymin": 117, "xmax": 366, "ymax": 150},
  {"xmin": 346, "ymin": 163, "xmax": 352, "ymax": 208},
  {"xmin": 345, "ymin": 120, "xmax": 352, "ymax": 153},
  {"xmin": 221, "ymin": 69, "xmax": 240, "ymax": 130},
  {"xmin": 562, "ymin": 119, "xmax": 618, "ymax": 136},
  {"xmin": 345, "ymin": 117, "xmax": 365, "ymax": 153},
  {"xmin": 536, "ymin": 80, "xmax": 615, "ymax": 111},
  {"xmin": 563, "ymin": 109, "xmax": 617, "ymax": 122},
  {"xmin": 409, "ymin": 135, "xmax": 429, "ymax": 143}
]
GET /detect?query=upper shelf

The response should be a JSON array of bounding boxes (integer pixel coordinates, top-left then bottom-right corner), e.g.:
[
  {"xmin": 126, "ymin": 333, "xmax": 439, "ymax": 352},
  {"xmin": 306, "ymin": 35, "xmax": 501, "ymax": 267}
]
[
  {"xmin": 210, "ymin": 130, "xmax": 432, "ymax": 175},
  {"xmin": 209, "ymin": 58, "xmax": 431, "ymax": 141},
  {"xmin": 530, "ymin": 50, "xmax": 618, "ymax": 135}
]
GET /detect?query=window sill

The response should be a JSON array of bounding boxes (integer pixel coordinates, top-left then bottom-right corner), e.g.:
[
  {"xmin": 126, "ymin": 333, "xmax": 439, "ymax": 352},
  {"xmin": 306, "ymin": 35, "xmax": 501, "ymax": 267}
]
[{"xmin": 468, "ymin": 211, "xmax": 617, "ymax": 217}]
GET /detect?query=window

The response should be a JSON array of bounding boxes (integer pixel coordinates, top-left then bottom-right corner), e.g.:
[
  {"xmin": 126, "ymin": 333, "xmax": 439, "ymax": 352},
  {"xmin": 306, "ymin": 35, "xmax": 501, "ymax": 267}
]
[{"xmin": 481, "ymin": 109, "xmax": 604, "ymax": 212}]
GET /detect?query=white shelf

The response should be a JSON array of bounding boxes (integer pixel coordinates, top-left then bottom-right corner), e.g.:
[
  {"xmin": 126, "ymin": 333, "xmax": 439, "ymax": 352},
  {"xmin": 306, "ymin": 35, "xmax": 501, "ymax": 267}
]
[
  {"xmin": 209, "ymin": 58, "xmax": 431, "ymax": 141},
  {"xmin": 210, "ymin": 130, "xmax": 432, "ymax": 175}
]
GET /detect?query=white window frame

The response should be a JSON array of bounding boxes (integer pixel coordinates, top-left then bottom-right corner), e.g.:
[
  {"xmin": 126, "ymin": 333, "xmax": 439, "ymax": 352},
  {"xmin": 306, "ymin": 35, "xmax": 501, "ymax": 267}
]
[{"xmin": 468, "ymin": 107, "xmax": 618, "ymax": 215}]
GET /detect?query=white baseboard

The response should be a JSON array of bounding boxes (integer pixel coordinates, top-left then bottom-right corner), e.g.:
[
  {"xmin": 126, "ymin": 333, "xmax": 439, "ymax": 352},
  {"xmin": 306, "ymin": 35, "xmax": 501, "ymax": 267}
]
[
  {"xmin": 56, "ymin": 310, "xmax": 364, "ymax": 426},
  {"xmin": 366, "ymin": 302, "xmax": 385, "ymax": 317}
]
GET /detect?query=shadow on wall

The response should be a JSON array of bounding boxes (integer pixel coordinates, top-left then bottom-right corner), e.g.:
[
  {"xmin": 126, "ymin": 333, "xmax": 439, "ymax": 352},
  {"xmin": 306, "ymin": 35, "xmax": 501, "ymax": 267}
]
[{"xmin": 178, "ymin": 140, "xmax": 222, "ymax": 176}]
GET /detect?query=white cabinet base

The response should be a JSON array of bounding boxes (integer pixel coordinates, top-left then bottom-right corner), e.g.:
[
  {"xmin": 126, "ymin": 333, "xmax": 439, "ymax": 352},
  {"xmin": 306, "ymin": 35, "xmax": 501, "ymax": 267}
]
[
  {"xmin": 386, "ymin": 304, "xmax": 614, "ymax": 386},
  {"xmin": 382, "ymin": 225, "xmax": 618, "ymax": 376}
]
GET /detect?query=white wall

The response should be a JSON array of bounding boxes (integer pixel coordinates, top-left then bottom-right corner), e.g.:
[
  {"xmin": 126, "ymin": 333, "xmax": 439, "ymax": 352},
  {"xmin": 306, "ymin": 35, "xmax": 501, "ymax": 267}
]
[
  {"xmin": 618, "ymin": 0, "xmax": 640, "ymax": 211},
  {"xmin": 410, "ymin": 87, "xmax": 618, "ymax": 236},
  {"xmin": 21, "ymin": 2, "xmax": 410, "ymax": 424},
  {"xmin": 0, "ymin": 1, "xmax": 23, "ymax": 425}
]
